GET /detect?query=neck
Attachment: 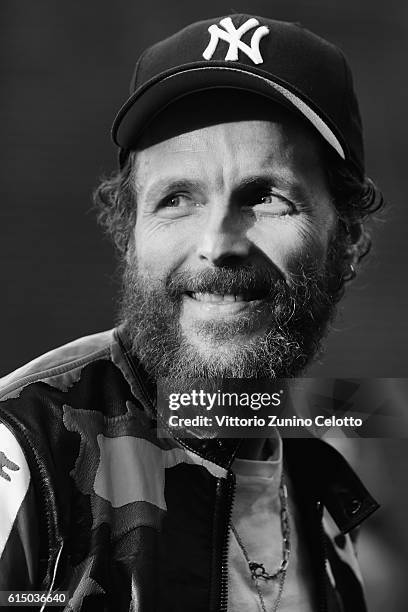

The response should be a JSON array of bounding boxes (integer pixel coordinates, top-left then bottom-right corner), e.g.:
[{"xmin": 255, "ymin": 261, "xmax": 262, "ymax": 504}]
[{"xmin": 236, "ymin": 430, "xmax": 280, "ymax": 460}]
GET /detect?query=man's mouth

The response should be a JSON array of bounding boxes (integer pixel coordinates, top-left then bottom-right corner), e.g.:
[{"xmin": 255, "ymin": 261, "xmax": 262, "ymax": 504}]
[
  {"xmin": 183, "ymin": 291, "xmax": 266, "ymax": 317},
  {"xmin": 188, "ymin": 292, "xmax": 250, "ymax": 304}
]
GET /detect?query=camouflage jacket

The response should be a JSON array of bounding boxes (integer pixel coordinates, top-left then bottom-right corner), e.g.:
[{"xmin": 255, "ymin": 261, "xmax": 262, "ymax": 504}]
[{"xmin": 0, "ymin": 328, "xmax": 379, "ymax": 611}]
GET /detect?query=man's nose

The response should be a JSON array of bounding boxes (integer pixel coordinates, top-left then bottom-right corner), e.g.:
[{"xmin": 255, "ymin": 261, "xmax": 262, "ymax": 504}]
[{"xmin": 196, "ymin": 201, "xmax": 251, "ymax": 266}]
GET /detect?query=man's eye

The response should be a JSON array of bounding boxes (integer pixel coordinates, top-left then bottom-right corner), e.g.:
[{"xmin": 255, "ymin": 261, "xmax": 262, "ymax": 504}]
[
  {"xmin": 162, "ymin": 193, "xmax": 194, "ymax": 208},
  {"xmin": 251, "ymin": 192, "xmax": 294, "ymax": 215}
]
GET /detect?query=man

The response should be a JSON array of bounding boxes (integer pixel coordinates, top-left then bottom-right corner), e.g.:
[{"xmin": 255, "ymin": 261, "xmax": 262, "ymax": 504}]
[{"xmin": 0, "ymin": 15, "xmax": 381, "ymax": 611}]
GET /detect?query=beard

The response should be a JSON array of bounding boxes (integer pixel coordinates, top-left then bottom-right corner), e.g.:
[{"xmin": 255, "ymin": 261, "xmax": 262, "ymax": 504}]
[{"xmin": 117, "ymin": 238, "xmax": 345, "ymax": 381}]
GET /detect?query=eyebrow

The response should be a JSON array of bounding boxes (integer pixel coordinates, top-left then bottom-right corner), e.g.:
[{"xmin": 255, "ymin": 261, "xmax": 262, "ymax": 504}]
[{"xmin": 140, "ymin": 179, "xmax": 205, "ymax": 203}]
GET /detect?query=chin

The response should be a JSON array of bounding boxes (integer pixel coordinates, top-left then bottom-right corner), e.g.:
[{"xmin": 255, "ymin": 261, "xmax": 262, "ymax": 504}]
[
  {"xmin": 174, "ymin": 326, "xmax": 283, "ymax": 379},
  {"xmin": 181, "ymin": 310, "xmax": 270, "ymax": 344},
  {"xmin": 186, "ymin": 327, "xmax": 267, "ymax": 353}
]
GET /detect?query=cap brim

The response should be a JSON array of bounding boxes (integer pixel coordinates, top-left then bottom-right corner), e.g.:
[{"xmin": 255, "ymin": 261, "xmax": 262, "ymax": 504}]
[{"xmin": 112, "ymin": 65, "xmax": 345, "ymax": 160}]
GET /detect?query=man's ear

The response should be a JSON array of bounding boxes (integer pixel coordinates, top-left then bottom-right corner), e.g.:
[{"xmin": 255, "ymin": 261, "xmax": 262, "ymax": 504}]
[{"xmin": 342, "ymin": 222, "xmax": 367, "ymax": 280}]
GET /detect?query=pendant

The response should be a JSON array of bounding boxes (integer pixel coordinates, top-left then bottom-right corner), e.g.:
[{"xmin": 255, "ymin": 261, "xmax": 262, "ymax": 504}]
[{"xmin": 249, "ymin": 561, "xmax": 276, "ymax": 581}]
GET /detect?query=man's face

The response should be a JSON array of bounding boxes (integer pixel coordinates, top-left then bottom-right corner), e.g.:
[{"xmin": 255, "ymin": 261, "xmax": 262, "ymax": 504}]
[{"xmin": 120, "ymin": 92, "xmax": 342, "ymax": 379}]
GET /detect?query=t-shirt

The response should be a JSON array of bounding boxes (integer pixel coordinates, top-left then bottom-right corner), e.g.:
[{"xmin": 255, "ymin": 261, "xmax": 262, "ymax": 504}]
[{"xmin": 228, "ymin": 437, "xmax": 316, "ymax": 611}]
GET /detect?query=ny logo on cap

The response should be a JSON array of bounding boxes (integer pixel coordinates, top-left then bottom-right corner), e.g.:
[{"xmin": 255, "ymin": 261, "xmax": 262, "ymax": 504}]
[{"xmin": 202, "ymin": 17, "xmax": 269, "ymax": 65}]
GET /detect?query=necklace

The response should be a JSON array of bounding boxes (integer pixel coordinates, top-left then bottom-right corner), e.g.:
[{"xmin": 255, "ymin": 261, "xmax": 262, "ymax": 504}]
[{"xmin": 230, "ymin": 475, "xmax": 291, "ymax": 612}]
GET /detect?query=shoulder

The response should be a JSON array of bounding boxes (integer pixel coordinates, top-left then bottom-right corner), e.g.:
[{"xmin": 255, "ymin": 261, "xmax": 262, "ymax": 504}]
[
  {"xmin": 0, "ymin": 328, "xmax": 147, "ymax": 457},
  {"xmin": 0, "ymin": 330, "xmax": 115, "ymax": 401}
]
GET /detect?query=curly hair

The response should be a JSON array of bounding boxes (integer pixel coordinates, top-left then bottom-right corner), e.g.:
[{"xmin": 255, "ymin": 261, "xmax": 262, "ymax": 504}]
[
  {"xmin": 93, "ymin": 149, "xmax": 384, "ymax": 282},
  {"xmin": 93, "ymin": 154, "xmax": 137, "ymax": 257},
  {"xmin": 324, "ymin": 151, "xmax": 384, "ymax": 280}
]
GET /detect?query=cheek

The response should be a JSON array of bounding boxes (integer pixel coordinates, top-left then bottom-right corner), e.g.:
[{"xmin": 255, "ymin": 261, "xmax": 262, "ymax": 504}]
[
  {"xmin": 248, "ymin": 216, "xmax": 335, "ymax": 274},
  {"xmin": 133, "ymin": 215, "xmax": 193, "ymax": 277}
]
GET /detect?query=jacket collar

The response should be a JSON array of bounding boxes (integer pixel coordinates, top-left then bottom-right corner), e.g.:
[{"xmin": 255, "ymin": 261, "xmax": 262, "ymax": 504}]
[
  {"xmin": 283, "ymin": 438, "xmax": 379, "ymax": 534},
  {"xmin": 114, "ymin": 326, "xmax": 379, "ymax": 535}
]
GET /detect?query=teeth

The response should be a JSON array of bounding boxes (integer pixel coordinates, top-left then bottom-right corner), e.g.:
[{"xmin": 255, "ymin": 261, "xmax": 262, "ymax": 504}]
[{"xmin": 191, "ymin": 293, "xmax": 246, "ymax": 303}]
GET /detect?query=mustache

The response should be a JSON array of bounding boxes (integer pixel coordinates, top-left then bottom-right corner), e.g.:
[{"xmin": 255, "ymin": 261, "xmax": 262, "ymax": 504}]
[{"xmin": 165, "ymin": 264, "xmax": 286, "ymax": 300}]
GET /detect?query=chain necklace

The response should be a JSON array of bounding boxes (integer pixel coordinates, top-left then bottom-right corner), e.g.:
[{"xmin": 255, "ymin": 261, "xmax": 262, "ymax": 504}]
[{"xmin": 230, "ymin": 474, "xmax": 291, "ymax": 612}]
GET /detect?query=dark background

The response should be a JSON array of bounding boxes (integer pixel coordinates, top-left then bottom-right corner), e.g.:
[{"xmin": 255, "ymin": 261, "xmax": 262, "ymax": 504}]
[{"xmin": 1, "ymin": 1, "xmax": 407, "ymax": 610}]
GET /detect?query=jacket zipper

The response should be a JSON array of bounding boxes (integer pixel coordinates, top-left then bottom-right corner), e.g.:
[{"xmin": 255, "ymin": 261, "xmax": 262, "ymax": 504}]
[
  {"xmin": 218, "ymin": 471, "xmax": 236, "ymax": 612},
  {"xmin": 317, "ymin": 500, "xmax": 328, "ymax": 612}
]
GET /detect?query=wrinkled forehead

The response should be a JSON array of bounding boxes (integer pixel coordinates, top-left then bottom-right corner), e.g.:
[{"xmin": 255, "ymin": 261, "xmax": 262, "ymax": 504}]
[{"xmin": 135, "ymin": 89, "xmax": 324, "ymax": 155}]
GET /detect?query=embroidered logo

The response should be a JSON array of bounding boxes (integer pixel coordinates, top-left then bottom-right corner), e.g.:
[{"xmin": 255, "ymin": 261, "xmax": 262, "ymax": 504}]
[
  {"xmin": 202, "ymin": 17, "xmax": 269, "ymax": 65},
  {"xmin": 0, "ymin": 450, "xmax": 20, "ymax": 482}
]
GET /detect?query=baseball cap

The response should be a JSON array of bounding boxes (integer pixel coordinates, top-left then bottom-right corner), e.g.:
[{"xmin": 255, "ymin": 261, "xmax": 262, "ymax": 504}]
[{"xmin": 112, "ymin": 14, "xmax": 364, "ymax": 177}]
